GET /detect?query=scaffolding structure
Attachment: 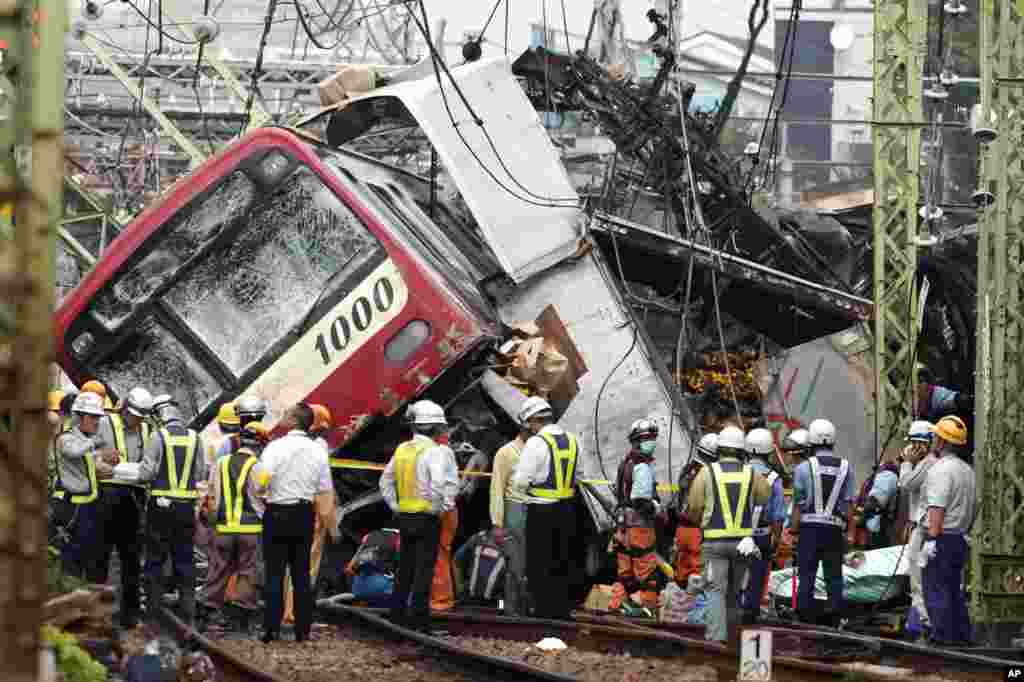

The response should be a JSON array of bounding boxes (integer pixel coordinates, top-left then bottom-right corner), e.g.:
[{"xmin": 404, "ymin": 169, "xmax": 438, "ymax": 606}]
[
  {"xmin": 971, "ymin": 0, "xmax": 1024, "ymax": 625},
  {"xmin": 0, "ymin": 0, "xmax": 64, "ymax": 680}
]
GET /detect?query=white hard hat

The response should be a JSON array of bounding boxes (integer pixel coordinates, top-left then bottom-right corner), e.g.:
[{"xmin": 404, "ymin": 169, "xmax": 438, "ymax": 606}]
[
  {"xmin": 807, "ymin": 418, "xmax": 836, "ymax": 446},
  {"xmin": 72, "ymin": 391, "xmax": 106, "ymax": 417},
  {"xmin": 236, "ymin": 395, "xmax": 267, "ymax": 418},
  {"xmin": 782, "ymin": 428, "xmax": 810, "ymax": 451},
  {"xmin": 124, "ymin": 387, "xmax": 154, "ymax": 417},
  {"xmin": 410, "ymin": 400, "xmax": 447, "ymax": 426},
  {"xmin": 518, "ymin": 396, "xmax": 552, "ymax": 424},
  {"xmin": 697, "ymin": 433, "xmax": 719, "ymax": 459},
  {"xmin": 152, "ymin": 393, "xmax": 173, "ymax": 409},
  {"xmin": 907, "ymin": 420, "xmax": 935, "ymax": 443},
  {"xmin": 745, "ymin": 428, "xmax": 774, "ymax": 456},
  {"xmin": 717, "ymin": 425, "xmax": 746, "ymax": 451},
  {"xmin": 628, "ymin": 417, "xmax": 659, "ymax": 442}
]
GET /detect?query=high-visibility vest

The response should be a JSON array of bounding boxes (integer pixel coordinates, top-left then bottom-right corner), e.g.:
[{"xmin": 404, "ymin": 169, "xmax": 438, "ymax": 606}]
[
  {"xmin": 528, "ymin": 431, "xmax": 578, "ymax": 500},
  {"xmin": 703, "ymin": 460, "xmax": 755, "ymax": 540},
  {"xmin": 150, "ymin": 424, "xmax": 200, "ymax": 499},
  {"xmin": 803, "ymin": 454, "xmax": 850, "ymax": 527},
  {"xmin": 216, "ymin": 453, "xmax": 262, "ymax": 534},
  {"xmin": 751, "ymin": 467, "xmax": 780, "ymax": 537},
  {"xmin": 51, "ymin": 431, "xmax": 99, "ymax": 505},
  {"xmin": 101, "ymin": 414, "xmax": 151, "ymax": 488},
  {"xmin": 393, "ymin": 439, "xmax": 433, "ymax": 513}
]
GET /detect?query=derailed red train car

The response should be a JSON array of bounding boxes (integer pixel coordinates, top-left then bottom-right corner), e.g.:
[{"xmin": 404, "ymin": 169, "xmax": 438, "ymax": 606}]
[{"xmin": 54, "ymin": 126, "xmax": 503, "ymax": 449}]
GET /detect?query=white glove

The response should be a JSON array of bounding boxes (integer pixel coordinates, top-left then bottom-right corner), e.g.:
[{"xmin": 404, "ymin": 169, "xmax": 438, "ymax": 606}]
[
  {"xmin": 918, "ymin": 539, "xmax": 938, "ymax": 567},
  {"xmin": 737, "ymin": 536, "xmax": 761, "ymax": 559}
]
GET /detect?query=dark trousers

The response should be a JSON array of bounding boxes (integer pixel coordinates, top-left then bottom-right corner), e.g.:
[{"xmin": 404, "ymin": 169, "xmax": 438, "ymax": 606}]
[
  {"xmin": 262, "ymin": 502, "xmax": 315, "ymax": 639},
  {"xmin": 742, "ymin": 534, "xmax": 775, "ymax": 614},
  {"xmin": 390, "ymin": 512, "xmax": 441, "ymax": 631},
  {"xmin": 796, "ymin": 524, "xmax": 845, "ymax": 623},
  {"xmin": 526, "ymin": 499, "xmax": 577, "ymax": 620},
  {"xmin": 922, "ymin": 533, "xmax": 971, "ymax": 645},
  {"xmin": 58, "ymin": 499, "xmax": 102, "ymax": 582},
  {"xmin": 144, "ymin": 500, "xmax": 197, "ymax": 620},
  {"xmin": 96, "ymin": 486, "xmax": 144, "ymax": 620}
]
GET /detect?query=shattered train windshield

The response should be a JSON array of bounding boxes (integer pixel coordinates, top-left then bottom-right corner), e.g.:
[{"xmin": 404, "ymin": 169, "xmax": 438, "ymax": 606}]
[
  {"xmin": 91, "ymin": 316, "xmax": 221, "ymax": 418},
  {"xmin": 91, "ymin": 171, "xmax": 257, "ymax": 327},
  {"xmin": 163, "ymin": 167, "xmax": 384, "ymax": 377}
]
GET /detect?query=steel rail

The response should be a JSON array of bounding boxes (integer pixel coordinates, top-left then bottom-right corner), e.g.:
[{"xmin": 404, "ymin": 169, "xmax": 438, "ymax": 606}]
[
  {"xmin": 318, "ymin": 601, "xmax": 578, "ymax": 682},
  {"xmin": 161, "ymin": 608, "xmax": 286, "ymax": 682},
  {"xmin": 324, "ymin": 603, "xmax": 925, "ymax": 682}
]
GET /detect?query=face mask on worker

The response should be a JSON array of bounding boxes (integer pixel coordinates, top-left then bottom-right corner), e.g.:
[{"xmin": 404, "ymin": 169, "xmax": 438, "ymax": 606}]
[{"xmin": 637, "ymin": 440, "xmax": 657, "ymax": 455}]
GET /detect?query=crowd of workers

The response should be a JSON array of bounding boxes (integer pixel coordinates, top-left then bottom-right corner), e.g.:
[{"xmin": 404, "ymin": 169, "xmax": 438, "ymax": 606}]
[
  {"xmin": 48, "ymin": 381, "xmax": 337, "ymax": 643},
  {"xmin": 48, "ymin": 377, "xmax": 978, "ymax": 648}
]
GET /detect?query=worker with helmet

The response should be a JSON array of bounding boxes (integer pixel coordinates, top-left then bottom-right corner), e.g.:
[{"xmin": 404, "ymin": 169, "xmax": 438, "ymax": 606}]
[
  {"xmin": 133, "ymin": 398, "xmax": 208, "ymax": 627},
  {"xmin": 52, "ymin": 392, "xmax": 118, "ymax": 580},
  {"xmin": 920, "ymin": 415, "xmax": 976, "ymax": 646},
  {"xmin": 309, "ymin": 404, "xmax": 332, "ymax": 450},
  {"xmin": 686, "ymin": 425, "xmax": 771, "ymax": 642},
  {"xmin": 609, "ymin": 417, "xmax": 663, "ymax": 616},
  {"xmin": 199, "ymin": 422, "xmax": 271, "ymax": 633},
  {"xmin": 670, "ymin": 433, "xmax": 718, "ymax": 588},
  {"xmin": 899, "ymin": 420, "xmax": 938, "ymax": 640},
  {"xmin": 253, "ymin": 403, "xmax": 336, "ymax": 643},
  {"xmin": 92, "ymin": 386, "xmax": 154, "ymax": 628},
  {"xmin": 282, "ymin": 404, "xmax": 339, "ymax": 627},
  {"xmin": 489, "ymin": 412, "xmax": 533, "ymax": 616},
  {"xmin": 741, "ymin": 428, "xmax": 786, "ymax": 623},
  {"xmin": 790, "ymin": 418, "xmax": 854, "ymax": 625},
  {"xmin": 81, "ymin": 379, "xmax": 116, "ymax": 413},
  {"xmin": 853, "ymin": 444, "xmax": 901, "ymax": 550},
  {"xmin": 380, "ymin": 399, "xmax": 458, "ymax": 632},
  {"xmin": 781, "ymin": 428, "xmax": 810, "ymax": 468},
  {"xmin": 213, "ymin": 396, "xmax": 268, "ymax": 460},
  {"xmin": 511, "ymin": 396, "xmax": 582, "ymax": 620}
]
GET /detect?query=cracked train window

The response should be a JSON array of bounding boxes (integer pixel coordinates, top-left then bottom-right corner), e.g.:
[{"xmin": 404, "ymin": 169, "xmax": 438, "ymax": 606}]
[
  {"xmin": 163, "ymin": 167, "xmax": 385, "ymax": 377},
  {"xmin": 90, "ymin": 171, "xmax": 257, "ymax": 327},
  {"xmin": 91, "ymin": 316, "xmax": 221, "ymax": 419}
]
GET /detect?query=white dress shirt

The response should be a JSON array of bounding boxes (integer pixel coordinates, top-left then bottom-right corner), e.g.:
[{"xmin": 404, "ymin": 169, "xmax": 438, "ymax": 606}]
[
  {"xmin": 511, "ymin": 424, "xmax": 573, "ymax": 505},
  {"xmin": 379, "ymin": 434, "xmax": 458, "ymax": 515},
  {"xmin": 256, "ymin": 430, "xmax": 333, "ymax": 505},
  {"xmin": 925, "ymin": 454, "xmax": 977, "ymax": 534}
]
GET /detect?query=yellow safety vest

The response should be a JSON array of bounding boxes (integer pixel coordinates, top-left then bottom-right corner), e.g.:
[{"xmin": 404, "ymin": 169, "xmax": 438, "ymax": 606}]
[
  {"xmin": 528, "ymin": 431, "xmax": 578, "ymax": 500},
  {"xmin": 393, "ymin": 439, "xmax": 433, "ymax": 514},
  {"xmin": 703, "ymin": 461, "xmax": 755, "ymax": 540},
  {"xmin": 102, "ymin": 414, "xmax": 151, "ymax": 488},
  {"xmin": 151, "ymin": 428, "xmax": 199, "ymax": 499},
  {"xmin": 216, "ymin": 454, "xmax": 262, "ymax": 534},
  {"xmin": 52, "ymin": 451, "xmax": 99, "ymax": 505}
]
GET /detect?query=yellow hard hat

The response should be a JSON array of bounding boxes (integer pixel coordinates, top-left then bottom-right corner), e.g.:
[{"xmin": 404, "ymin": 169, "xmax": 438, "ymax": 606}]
[
  {"xmin": 933, "ymin": 415, "xmax": 968, "ymax": 446},
  {"xmin": 81, "ymin": 379, "xmax": 106, "ymax": 397},
  {"xmin": 48, "ymin": 390, "xmax": 66, "ymax": 412},
  {"xmin": 217, "ymin": 401, "xmax": 240, "ymax": 427}
]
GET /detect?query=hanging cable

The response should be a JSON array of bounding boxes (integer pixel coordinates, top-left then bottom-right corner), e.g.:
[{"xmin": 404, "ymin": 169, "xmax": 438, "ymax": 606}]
[
  {"xmin": 120, "ymin": 0, "xmax": 200, "ymax": 44},
  {"xmin": 409, "ymin": 1, "xmax": 579, "ymax": 209},
  {"xmin": 241, "ymin": 0, "xmax": 280, "ymax": 136},
  {"xmin": 410, "ymin": 0, "xmax": 579, "ymax": 206}
]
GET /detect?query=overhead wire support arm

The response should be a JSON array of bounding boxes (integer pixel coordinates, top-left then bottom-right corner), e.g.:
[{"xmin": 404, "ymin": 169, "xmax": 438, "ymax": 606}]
[{"xmin": 77, "ymin": 32, "xmax": 205, "ymax": 168}]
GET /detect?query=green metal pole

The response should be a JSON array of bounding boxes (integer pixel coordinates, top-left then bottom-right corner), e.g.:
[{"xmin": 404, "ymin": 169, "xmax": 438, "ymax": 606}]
[
  {"xmin": 972, "ymin": 0, "xmax": 1024, "ymax": 627},
  {"xmin": 871, "ymin": 0, "xmax": 926, "ymax": 460}
]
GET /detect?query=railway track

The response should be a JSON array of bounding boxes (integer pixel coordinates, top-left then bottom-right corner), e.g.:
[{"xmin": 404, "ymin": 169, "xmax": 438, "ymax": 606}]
[{"xmin": 153, "ymin": 600, "xmax": 1010, "ymax": 682}]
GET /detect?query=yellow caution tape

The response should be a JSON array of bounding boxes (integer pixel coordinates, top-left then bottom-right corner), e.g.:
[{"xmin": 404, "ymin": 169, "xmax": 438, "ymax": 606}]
[{"xmin": 328, "ymin": 458, "xmax": 682, "ymax": 491}]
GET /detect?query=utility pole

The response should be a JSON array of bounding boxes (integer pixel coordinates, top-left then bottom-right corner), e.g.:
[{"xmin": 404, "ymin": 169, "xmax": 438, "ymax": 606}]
[
  {"xmin": 0, "ymin": 0, "xmax": 65, "ymax": 680},
  {"xmin": 870, "ymin": 0, "xmax": 927, "ymax": 460},
  {"xmin": 972, "ymin": 0, "xmax": 1024, "ymax": 633}
]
